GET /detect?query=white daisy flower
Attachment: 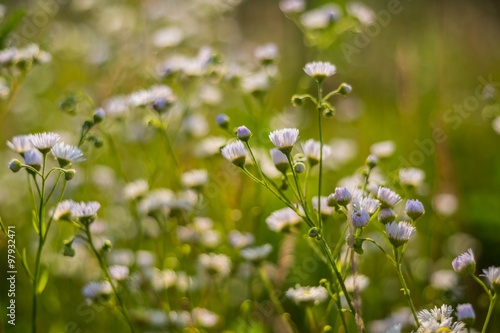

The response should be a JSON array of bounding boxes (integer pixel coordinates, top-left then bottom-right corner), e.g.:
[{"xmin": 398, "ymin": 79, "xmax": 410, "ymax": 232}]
[
  {"xmin": 279, "ymin": 0, "xmax": 305, "ymax": 14},
  {"xmin": 300, "ymin": 5, "xmax": 341, "ymax": 30},
  {"xmin": 286, "ymin": 285, "xmax": 329, "ymax": 305},
  {"xmin": 23, "ymin": 149, "xmax": 43, "ymax": 171},
  {"xmin": 399, "ymin": 168, "xmax": 425, "ymax": 188},
  {"xmin": 303, "ymin": 61, "xmax": 336, "ymax": 81},
  {"xmin": 82, "ymin": 281, "xmax": 113, "ymax": 303},
  {"xmin": 51, "ymin": 142, "xmax": 85, "ymax": 167},
  {"xmin": 198, "ymin": 253, "xmax": 231, "ymax": 278},
  {"xmin": 29, "ymin": 132, "xmax": 61, "ymax": 153},
  {"xmin": 452, "ymin": 248, "xmax": 476, "ymax": 275},
  {"xmin": 480, "ymin": 266, "xmax": 500, "ymax": 289},
  {"xmin": 71, "ymin": 201, "xmax": 101, "ymax": 225},
  {"xmin": 370, "ymin": 141, "xmax": 395, "ymax": 159},
  {"xmin": 192, "ymin": 308, "xmax": 219, "ymax": 328},
  {"xmin": 228, "ymin": 230, "xmax": 255, "ymax": 249},
  {"xmin": 221, "ymin": 140, "xmax": 247, "ymax": 167},
  {"xmin": 385, "ymin": 221, "xmax": 415, "ymax": 247},
  {"xmin": 7, "ymin": 135, "xmax": 34, "ymax": 155},
  {"xmin": 181, "ymin": 169, "xmax": 208, "ymax": 189},
  {"xmin": 416, "ymin": 305, "xmax": 466, "ymax": 333},
  {"xmin": 123, "ymin": 179, "xmax": 149, "ymax": 201},
  {"xmin": 302, "ymin": 139, "xmax": 332, "ymax": 166},
  {"xmin": 270, "ymin": 148, "xmax": 289, "ymax": 173},
  {"xmin": 109, "ymin": 265, "xmax": 130, "ymax": 281},
  {"xmin": 266, "ymin": 207, "xmax": 302, "ymax": 232},
  {"xmin": 269, "ymin": 128, "xmax": 299, "ymax": 154},
  {"xmin": 254, "ymin": 43, "xmax": 279, "ymax": 64},
  {"xmin": 377, "ymin": 187, "xmax": 401, "ymax": 207},
  {"xmin": 241, "ymin": 244, "xmax": 273, "ymax": 263}
]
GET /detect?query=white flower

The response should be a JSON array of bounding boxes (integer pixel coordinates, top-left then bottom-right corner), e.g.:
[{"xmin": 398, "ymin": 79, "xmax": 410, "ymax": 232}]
[
  {"xmin": 192, "ymin": 308, "xmax": 219, "ymax": 328},
  {"xmin": 109, "ymin": 265, "xmax": 129, "ymax": 281},
  {"xmin": 195, "ymin": 136, "xmax": 226, "ymax": 157},
  {"xmin": 286, "ymin": 285, "xmax": 329, "ymax": 305},
  {"xmin": 385, "ymin": 221, "xmax": 415, "ymax": 247},
  {"xmin": 221, "ymin": 141, "xmax": 247, "ymax": 167},
  {"xmin": 399, "ymin": 168, "xmax": 425, "ymax": 188},
  {"xmin": 300, "ymin": 5, "xmax": 341, "ymax": 30},
  {"xmin": 303, "ymin": 61, "xmax": 336, "ymax": 81},
  {"xmin": 7, "ymin": 135, "xmax": 33, "ymax": 155},
  {"xmin": 240, "ymin": 71, "xmax": 271, "ymax": 94},
  {"xmin": 254, "ymin": 43, "xmax": 279, "ymax": 64},
  {"xmin": 456, "ymin": 303, "xmax": 475, "ymax": 323},
  {"xmin": 416, "ymin": 305, "xmax": 466, "ymax": 333},
  {"xmin": 198, "ymin": 253, "xmax": 231, "ymax": 278},
  {"xmin": 51, "ymin": 142, "xmax": 85, "ymax": 167},
  {"xmin": 23, "ymin": 149, "xmax": 43, "ymax": 170},
  {"xmin": 370, "ymin": 141, "xmax": 395, "ymax": 158},
  {"xmin": 377, "ymin": 187, "xmax": 401, "ymax": 207},
  {"xmin": 151, "ymin": 269, "xmax": 177, "ymax": 291},
  {"xmin": 71, "ymin": 201, "xmax": 101, "ymax": 224},
  {"xmin": 241, "ymin": 244, "xmax": 273, "ymax": 262},
  {"xmin": 228, "ymin": 230, "xmax": 255, "ymax": 249},
  {"xmin": 102, "ymin": 96, "xmax": 129, "ymax": 117},
  {"xmin": 452, "ymin": 249, "xmax": 476, "ymax": 275},
  {"xmin": 136, "ymin": 250, "xmax": 155, "ymax": 269},
  {"xmin": 82, "ymin": 281, "xmax": 113, "ymax": 303},
  {"xmin": 51, "ymin": 200, "xmax": 76, "ymax": 221},
  {"xmin": 269, "ymin": 128, "xmax": 299, "ymax": 154},
  {"xmin": 123, "ymin": 179, "xmax": 149, "ymax": 200},
  {"xmin": 302, "ymin": 139, "xmax": 332, "ymax": 166},
  {"xmin": 266, "ymin": 207, "xmax": 302, "ymax": 232},
  {"xmin": 138, "ymin": 189, "xmax": 174, "ymax": 216},
  {"xmin": 270, "ymin": 148, "xmax": 289, "ymax": 173},
  {"xmin": 312, "ymin": 196, "xmax": 334, "ymax": 216},
  {"xmin": 128, "ymin": 85, "xmax": 176, "ymax": 109},
  {"xmin": 430, "ymin": 270, "xmax": 458, "ymax": 290},
  {"xmin": 481, "ymin": 266, "xmax": 500, "ymax": 289},
  {"xmin": 279, "ymin": 0, "xmax": 305, "ymax": 14},
  {"xmin": 29, "ymin": 132, "xmax": 60, "ymax": 153},
  {"xmin": 151, "ymin": 26, "xmax": 184, "ymax": 48},
  {"xmin": 344, "ymin": 274, "xmax": 370, "ymax": 293},
  {"xmin": 181, "ymin": 169, "xmax": 208, "ymax": 188},
  {"xmin": 347, "ymin": 2, "xmax": 375, "ymax": 25},
  {"xmin": 432, "ymin": 193, "xmax": 458, "ymax": 217}
]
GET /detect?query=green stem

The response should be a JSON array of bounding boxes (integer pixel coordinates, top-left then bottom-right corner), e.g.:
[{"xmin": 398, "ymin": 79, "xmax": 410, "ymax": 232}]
[
  {"xmin": 317, "ymin": 82, "xmax": 324, "ymax": 230},
  {"xmin": 482, "ymin": 294, "xmax": 496, "ymax": 333},
  {"xmin": 393, "ymin": 247, "xmax": 419, "ymax": 327},
  {"xmin": 85, "ymin": 226, "xmax": 135, "ymax": 332},
  {"xmin": 363, "ymin": 238, "xmax": 396, "ymax": 265}
]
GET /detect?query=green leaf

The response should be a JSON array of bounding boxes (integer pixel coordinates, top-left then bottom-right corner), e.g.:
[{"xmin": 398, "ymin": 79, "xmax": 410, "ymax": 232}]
[
  {"xmin": 0, "ymin": 9, "xmax": 26, "ymax": 48},
  {"xmin": 36, "ymin": 269, "xmax": 49, "ymax": 295},
  {"xmin": 21, "ymin": 248, "xmax": 33, "ymax": 281},
  {"xmin": 31, "ymin": 210, "xmax": 39, "ymax": 235}
]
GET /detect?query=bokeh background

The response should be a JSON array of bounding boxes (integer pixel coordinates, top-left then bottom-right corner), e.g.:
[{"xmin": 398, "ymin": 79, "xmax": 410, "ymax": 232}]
[{"xmin": 1, "ymin": 0, "xmax": 500, "ymax": 332}]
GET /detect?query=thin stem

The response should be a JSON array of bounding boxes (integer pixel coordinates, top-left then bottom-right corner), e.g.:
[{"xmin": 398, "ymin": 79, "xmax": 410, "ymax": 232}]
[
  {"xmin": 472, "ymin": 274, "xmax": 492, "ymax": 296},
  {"xmin": 363, "ymin": 238, "xmax": 396, "ymax": 265},
  {"xmin": 85, "ymin": 226, "xmax": 135, "ymax": 332},
  {"xmin": 286, "ymin": 154, "xmax": 309, "ymax": 219},
  {"xmin": 482, "ymin": 294, "xmax": 496, "ymax": 333},
  {"xmin": 393, "ymin": 247, "xmax": 419, "ymax": 327},
  {"xmin": 317, "ymin": 81, "xmax": 324, "ymax": 230}
]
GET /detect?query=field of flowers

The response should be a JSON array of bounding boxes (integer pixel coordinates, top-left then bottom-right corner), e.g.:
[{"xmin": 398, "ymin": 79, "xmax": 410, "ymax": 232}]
[{"xmin": 1, "ymin": 0, "xmax": 500, "ymax": 332}]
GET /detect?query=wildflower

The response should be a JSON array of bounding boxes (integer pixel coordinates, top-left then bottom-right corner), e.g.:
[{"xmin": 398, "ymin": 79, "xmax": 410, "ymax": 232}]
[
  {"xmin": 300, "ymin": 5, "xmax": 341, "ymax": 30},
  {"xmin": 480, "ymin": 266, "xmax": 500, "ymax": 289},
  {"xmin": 303, "ymin": 61, "xmax": 336, "ymax": 82},
  {"xmin": 266, "ymin": 207, "xmax": 302, "ymax": 232},
  {"xmin": 241, "ymin": 244, "xmax": 272, "ymax": 263},
  {"xmin": 405, "ymin": 199, "xmax": 425, "ymax": 221},
  {"xmin": 152, "ymin": 26, "xmax": 184, "ymax": 48},
  {"xmin": 52, "ymin": 200, "xmax": 76, "ymax": 221},
  {"xmin": 452, "ymin": 249, "xmax": 476, "ymax": 275},
  {"xmin": 198, "ymin": 253, "xmax": 231, "ymax": 278},
  {"xmin": 82, "ymin": 281, "xmax": 113, "ymax": 304},
  {"xmin": 302, "ymin": 139, "xmax": 332, "ymax": 166},
  {"xmin": 279, "ymin": 0, "xmax": 305, "ymax": 15},
  {"xmin": 327, "ymin": 187, "xmax": 352, "ymax": 207},
  {"xmin": 136, "ymin": 250, "xmax": 155, "ymax": 269},
  {"xmin": 377, "ymin": 187, "xmax": 401, "ymax": 208},
  {"xmin": 23, "ymin": 149, "xmax": 43, "ymax": 171},
  {"xmin": 399, "ymin": 168, "xmax": 425, "ymax": 188},
  {"xmin": 151, "ymin": 269, "xmax": 177, "ymax": 291},
  {"xmin": 181, "ymin": 169, "xmax": 208, "ymax": 189},
  {"xmin": 216, "ymin": 114, "xmax": 230, "ymax": 129},
  {"xmin": 359, "ymin": 197, "xmax": 381, "ymax": 216},
  {"xmin": 430, "ymin": 270, "xmax": 459, "ymax": 290},
  {"xmin": 8, "ymin": 159, "xmax": 22, "ymax": 173},
  {"xmin": 228, "ymin": 230, "xmax": 255, "ymax": 249},
  {"xmin": 93, "ymin": 108, "xmax": 105, "ymax": 123},
  {"xmin": 192, "ymin": 308, "xmax": 219, "ymax": 328},
  {"xmin": 416, "ymin": 304, "xmax": 466, "ymax": 333},
  {"xmin": 378, "ymin": 208, "xmax": 396, "ymax": 224},
  {"xmin": 456, "ymin": 303, "xmax": 475, "ymax": 325},
  {"xmin": 7, "ymin": 135, "xmax": 33, "ymax": 156},
  {"xmin": 50, "ymin": 142, "xmax": 85, "ymax": 167},
  {"xmin": 344, "ymin": 274, "xmax": 370, "ymax": 292},
  {"xmin": 270, "ymin": 148, "xmax": 289, "ymax": 173},
  {"xmin": 240, "ymin": 71, "xmax": 271, "ymax": 95},
  {"xmin": 312, "ymin": 196, "xmax": 333, "ymax": 216},
  {"xmin": 128, "ymin": 85, "xmax": 176, "ymax": 111},
  {"xmin": 352, "ymin": 209, "xmax": 370, "ymax": 228},
  {"xmin": 254, "ymin": 43, "xmax": 279, "ymax": 65},
  {"xmin": 385, "ymin": 221, "xmax": 415, "ymax": 247},
  {"xmin": 109, "ymin": 265, "xmax": 129, "ymax": 281},
  {"xmin": 236, "ymin": 126, "xmax": 252, "ymax": 142},
  {"xmin": 102, "ymin": 96, "xmax": 129, "ymax": 117},
  {"xmin": 71, "ymin": 201, "xmax": 101, "ymax": 225},
  {"xmin": 365, "ymin": 154, "xmax": 378, "ymax": 168},
  {"xmin": 221, "ymin": 141, "xmax": 247, "ymax": 167},
  {"xmin": 286, "ymin": 285, "xmax": 329, "ymax": 306},
  {"xmin": 123, "ymin": 179, "xmax": 149, "ymax": 201},
  {"xmin": 433, "ymin": 193, "xmax": 458, "ymax": 217},
  {"xmin": 269, "ymin": 128, "xmax": 299, "ymax": 155},
  {"xmin": 28, "ymin": 132, "xmax": 60, "ymax": 154},
  {"xmin": 370, "ymin": 140, "xmax": 395, "ymax": 159},
  {"xmin": 294, "ymin": 162, "xmax": 306, "ymax": 173},
  {"xmin": 195, "ymin": 136, "xmax": 226, "ymax": 157},
  {"xmin": 347, "ymin": 2, "xmax": 375, "ymax": 25}
]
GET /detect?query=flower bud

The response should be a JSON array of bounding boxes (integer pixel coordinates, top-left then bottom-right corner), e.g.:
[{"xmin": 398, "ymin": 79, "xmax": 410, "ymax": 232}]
[
  {"xmin": 216, "ymin": 114, "xmax": 230, "ymax": 129},
  {"xmin": 330, "ymin": 187, "xmax": 352, "ymax": 207},
  {"xmin": 9, "ymin": 159, "xmax": 22, "ymax": 173},
  {"xmin": 366, "ymin": 154, "xmax": 378, "ymax": 169},
  {"xmin": 378, "ymin": 208, "xmax": 396, "ymax": 224},
  {"xmin": 308, "ymin": 227, "xmax": 320, "ymax": 238},
  {"xmin": 405, "ymin": 199, "xmax": 425, "ymax": 221},
  {"xmin": 236, "ymin": 126, "xmax": 252, "ymax": 142},
  {"xmin": 63, "ymin": 239, "xmax": 76, "ymax": 257},
  {"xmin": 352, "ymin": 209, "xmax": 370, "ymax": 228},
  {"xmin": 338, "ymin": 83, "xmax": 352, "ymax": 96},
  {"xmin": 65, "ymin": 169, "xmax": 76, "ymax": 181},
  {"xmin": 93, "ymin": 108, "xmax": 106, "ymax": 123},
  {"xmin": 294, "ymin": 162, "xmax": 305, "ymax": 173}
]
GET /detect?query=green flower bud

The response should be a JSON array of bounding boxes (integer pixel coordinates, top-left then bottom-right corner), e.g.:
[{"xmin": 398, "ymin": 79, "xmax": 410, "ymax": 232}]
[{"xmin": 9, "ymin": 159, "xmax": 22, "ymax": 173}]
